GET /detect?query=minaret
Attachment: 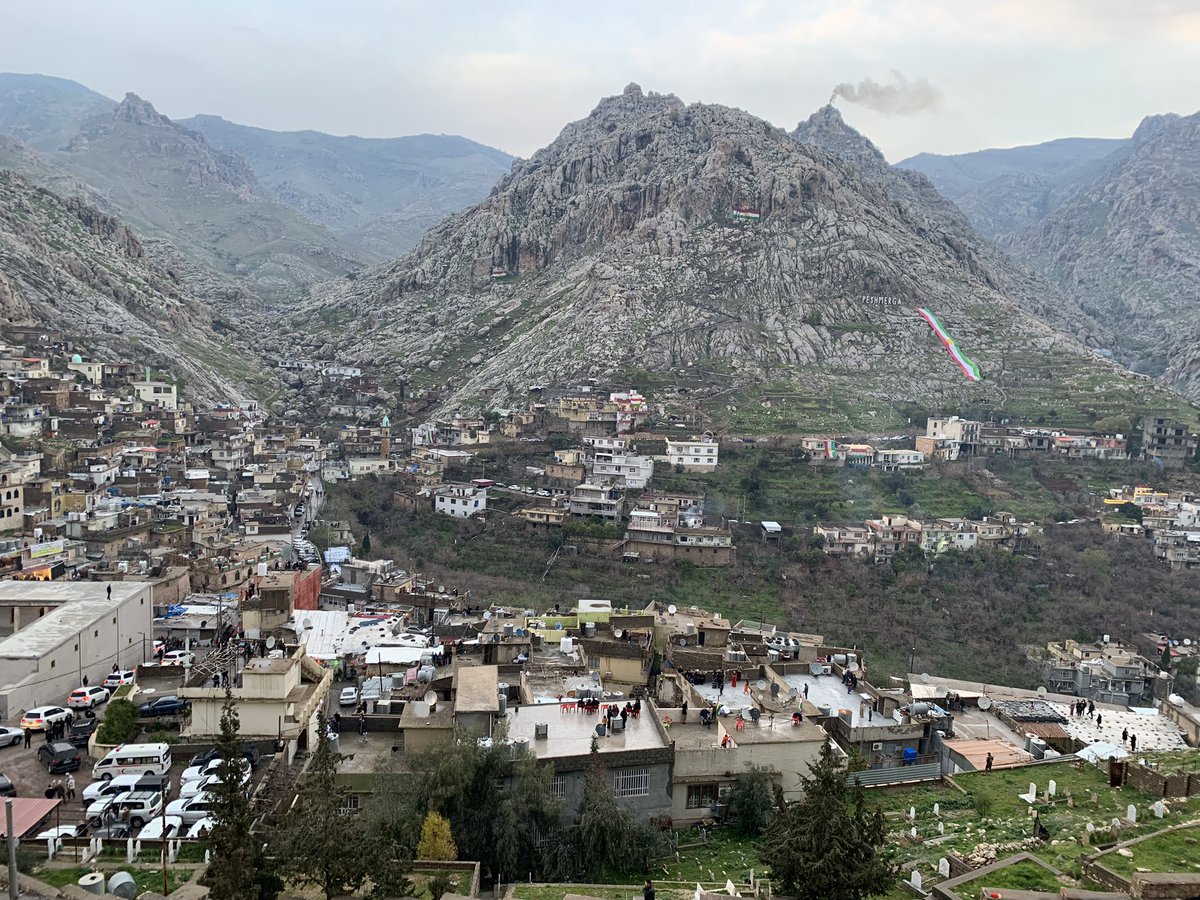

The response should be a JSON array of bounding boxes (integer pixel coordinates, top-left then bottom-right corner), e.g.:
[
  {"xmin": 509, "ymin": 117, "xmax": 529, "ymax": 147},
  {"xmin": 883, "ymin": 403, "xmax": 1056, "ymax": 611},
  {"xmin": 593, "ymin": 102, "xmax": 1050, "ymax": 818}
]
[{"xmin": 380, "ymin": 413, "xmax": 391, "ymax": 459}]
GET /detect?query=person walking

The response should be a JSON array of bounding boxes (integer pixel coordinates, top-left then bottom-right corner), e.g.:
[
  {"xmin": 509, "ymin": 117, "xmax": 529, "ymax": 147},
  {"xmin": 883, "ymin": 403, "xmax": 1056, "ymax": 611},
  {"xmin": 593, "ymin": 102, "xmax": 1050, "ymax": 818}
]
[
  {"xmin": 65, "ymin": 773, "xmax": 75, "ymax": 801},
  {"xmin": 681, "ymin": 699, "xmax": 688, "ymax": 721},
  {"xmin": 643, "ymin": 880, "xmax": 655, "ymax": 900},
  {"xmin": 22, "ymin": 728, "xmax": 30, "ymax": 749},
  {"xmin": 358, "ymin": 714, "xmax": 367, "ymax": 743},
  {"xmin": 1095, "ymin": 713, "xmax": 1102, "ymax": 728},
  {"xmin": 985, "ymin": 752, "xmax": 994, "ymax": 773},
  {"xmin": 1122, "ymin": 728, "xmax": 1129, "ymax": 744},
  {"xmin": 1129, "ymin": 733, "xmax": 1137, "ymax": 752}
]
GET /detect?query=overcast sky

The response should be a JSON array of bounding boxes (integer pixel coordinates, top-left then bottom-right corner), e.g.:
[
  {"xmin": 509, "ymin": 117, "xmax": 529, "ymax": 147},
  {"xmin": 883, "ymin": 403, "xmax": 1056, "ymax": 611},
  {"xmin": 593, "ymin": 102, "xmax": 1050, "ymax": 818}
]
[{"xmin": 3, "ymin": 0, "xmax": 1197, "ymax": 161}]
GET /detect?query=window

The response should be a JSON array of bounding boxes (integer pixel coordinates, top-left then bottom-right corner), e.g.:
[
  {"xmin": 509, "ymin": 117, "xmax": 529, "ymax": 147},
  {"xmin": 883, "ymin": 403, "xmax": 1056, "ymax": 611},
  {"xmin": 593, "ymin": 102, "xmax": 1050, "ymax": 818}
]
[
  {"xmin": 686, "ymin": 784, "xmax": 720, "ymax": 809},
  {"xmin": 337, "ymin": 795, "xmax": 360, "ymax": 814},
  {"xmin": 551, "ymin": 774, "xmax": 567, "ymax": 797},
  {"xmin": 614, "ymin": 767, "xmax": 649, "ymax": 798}
]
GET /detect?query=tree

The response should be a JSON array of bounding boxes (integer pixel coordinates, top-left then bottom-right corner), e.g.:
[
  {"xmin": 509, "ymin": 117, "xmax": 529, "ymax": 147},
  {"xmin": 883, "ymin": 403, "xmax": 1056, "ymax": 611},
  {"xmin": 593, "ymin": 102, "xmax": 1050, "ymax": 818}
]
[
  {"xmin": 273, "ymin": 720, "xmax": 367, "ymax": 898},
  {"xmin": 762, "ymin": 741, "xmax": 895, "ymax": 900},
  {"xmin": 417, "ymin": 811, "xmax": 457, "ymax": 861},
  {"xmin": 96, "ymin": 699, "xmax": 138, "ymax": 744},
  {"xmin": 493, "ymin": 752, "xmax": 562, "ymax": 880},
  {"xmin": 361, "ymin": 531, "xmax": 372, "ymax": 555},
  {"xmin": 574, "ymin": 738, "xmax": 668, "ymax": 880},
  {"xmin": 727, "ymin": 764, "xmax": 777, "ymax": 836},
  {"xmin": 204, "ymin": 689, "xmax": 278, "ymax": 900},
  {"xmin": 359, "ymin": 760, "xmax": 417, "ymax": 900}
]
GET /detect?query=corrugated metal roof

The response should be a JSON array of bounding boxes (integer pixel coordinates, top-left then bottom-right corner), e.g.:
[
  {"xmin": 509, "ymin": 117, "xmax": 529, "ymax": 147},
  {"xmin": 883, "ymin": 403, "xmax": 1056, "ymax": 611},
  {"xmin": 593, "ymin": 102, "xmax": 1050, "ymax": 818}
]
[
  {"xmin": 0, "ymin": 797, "xmax": 61, "ymax": 837},
  {"xmin": 1017, "ymin": 721, "xmax": 1070, "ymax": 740}
]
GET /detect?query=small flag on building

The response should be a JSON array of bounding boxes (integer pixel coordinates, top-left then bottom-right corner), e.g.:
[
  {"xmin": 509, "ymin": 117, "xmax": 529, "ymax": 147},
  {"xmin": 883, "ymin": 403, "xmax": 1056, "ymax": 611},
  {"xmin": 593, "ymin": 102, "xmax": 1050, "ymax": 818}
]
[{"xmin": 731, "ymin": 207, "xmax": 761, "ymax": 220}]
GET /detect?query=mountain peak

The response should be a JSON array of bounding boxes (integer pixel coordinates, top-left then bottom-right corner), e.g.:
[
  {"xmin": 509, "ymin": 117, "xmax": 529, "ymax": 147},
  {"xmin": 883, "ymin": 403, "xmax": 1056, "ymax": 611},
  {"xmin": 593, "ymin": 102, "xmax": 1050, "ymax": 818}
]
[
  {"xmin": 792, "ymin": 105, "xmax": 886, "ymax": 169},
  {"xmin": 114, "ymin": 92, "xmax": 171, "ymax": 127}
]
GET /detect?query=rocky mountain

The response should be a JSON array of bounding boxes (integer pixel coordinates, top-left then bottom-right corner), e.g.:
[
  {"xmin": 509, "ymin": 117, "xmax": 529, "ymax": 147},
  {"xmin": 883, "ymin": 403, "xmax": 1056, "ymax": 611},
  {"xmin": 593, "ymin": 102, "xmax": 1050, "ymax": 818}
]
[
  {"xmin": 179, "ymin": 115, "xmax": 513, "ymax": 259},
  {"xmin": 301, "ymin": 85, "xmax": 1184, "ymax": 427},
  {"xmin": 0, "ymin": 169, "xmax": 261, "ymax": 403},
  {"xmin": 0, "ymin": 73, "xmax": 114, "ymax": 152},
  {"xmin": 898, "ymin": 137, "xmax": 1127, "ymax": 240}
]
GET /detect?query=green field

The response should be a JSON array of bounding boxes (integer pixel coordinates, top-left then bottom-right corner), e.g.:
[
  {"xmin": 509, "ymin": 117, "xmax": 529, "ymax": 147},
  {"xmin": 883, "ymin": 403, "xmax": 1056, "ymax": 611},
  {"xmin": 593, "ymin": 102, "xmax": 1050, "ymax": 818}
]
[{"xmin": 1096, "ymin": 825, "xmax": 1200, "ymax": 878}]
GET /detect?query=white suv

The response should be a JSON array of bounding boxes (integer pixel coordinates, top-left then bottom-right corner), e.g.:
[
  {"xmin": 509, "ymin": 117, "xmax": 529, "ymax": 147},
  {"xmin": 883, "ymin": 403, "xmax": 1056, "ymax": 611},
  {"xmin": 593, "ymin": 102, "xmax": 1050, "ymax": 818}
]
[{"xmin": 68, "ymin": 686, "xmax": 110, "ymax": 709}]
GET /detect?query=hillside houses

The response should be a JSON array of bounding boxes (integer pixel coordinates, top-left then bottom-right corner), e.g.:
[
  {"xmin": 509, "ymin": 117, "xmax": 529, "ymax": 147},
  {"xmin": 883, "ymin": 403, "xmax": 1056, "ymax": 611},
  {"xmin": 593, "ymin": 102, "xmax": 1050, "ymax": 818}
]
[{"xmin": 814, "ymin": 512, "xmax": 1041, "ymax": 562}]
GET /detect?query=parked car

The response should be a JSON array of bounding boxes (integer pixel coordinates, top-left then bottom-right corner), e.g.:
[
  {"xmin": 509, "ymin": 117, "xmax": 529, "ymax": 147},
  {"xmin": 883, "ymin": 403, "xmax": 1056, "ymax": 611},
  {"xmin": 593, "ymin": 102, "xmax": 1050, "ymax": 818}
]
[
  {"xmin": 68, "ymin": 686, "xmax": 110, "ymax": 709},
  {"xmin": 160, "ymin": 651, "xmax": 194, "ymax": 667},
  {"xmin": 110, "ymin": 791, "xmax": 164, "ymax": 828},
  {"xmin": 0, "ymin": 774, "xmax": 15, "ymax": 797},
  {"xmin": 19, "ymin": 706, "xmax": 71, "ymax": 732},
  {"xmin": 507, "ymin": 484, "xmax": 522, "ymax": 491},
  {"xmin": 165, "ymin": 793, "xmax": 218, "ymax": 825},
  {"xmin": 102, "ymin": 670, "xmax": 137, "ymax": 689},
  {"xmin": 179, "ymin": 769, "xmax": 249, "ymax": 799},
  {"xmin": 89, "ymin": 822, "xmax": 133, "ymax": 841},
  {"xmin": 187, "ymin": 816, "xmax": 215, "ymax": 838},
  {"xmin": 35, "ymin": 823, "xmax": 85, "ymax": 841},
  {"xmin": 83, "ymin": 774, "xmax": 144, "ymax": 804},
  {"xmin": 339, "ymin": 687, "xmax": 358, "ymax": 707},
  {"xmin": 137, "ymin": 814, "xmax": 183, "ymax": 841},
  {"xmin": 188, "ymin": 744, "xmax": 260, "ymax": 769},
  {"xmin": 67, "ymin": 718, "xmax": 98, "ymax": 748},
  {"xmin": 38, "ymin": 741, "xmax": 82, "ymax": 773},
  {"xmin": 0, "ymin": 726, "xmax": 23, "ymax": 748},
  {"xmin": 181, "ymin": 758, "xmax": 249, "ymax": 784},
  {"xmin": 138, "ymin": 696, "xmax": 189, "ymax": 717}
]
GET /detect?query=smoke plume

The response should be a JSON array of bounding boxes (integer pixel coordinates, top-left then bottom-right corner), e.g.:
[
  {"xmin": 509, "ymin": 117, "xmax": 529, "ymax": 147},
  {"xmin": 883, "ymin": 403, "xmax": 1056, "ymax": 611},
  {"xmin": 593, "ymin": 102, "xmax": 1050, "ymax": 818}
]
[{"xmin": 829, "ymin": 71, "xmax": 942, "ymax": 115}]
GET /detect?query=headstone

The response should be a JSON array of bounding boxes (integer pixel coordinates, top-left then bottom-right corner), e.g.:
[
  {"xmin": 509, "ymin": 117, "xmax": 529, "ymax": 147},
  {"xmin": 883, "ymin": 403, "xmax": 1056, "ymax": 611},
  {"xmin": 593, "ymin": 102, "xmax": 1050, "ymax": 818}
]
[
  {"xmin": 45, "ymin": 837, "xmax": 55, "ymax": 860},
  {"xmin": 910, "ymin": 826, "xmax": 918, "ymax": 839},
  {"xmin": 933, "ymin": 802, "xmax": 940, "ymax": 816},
  {"xmin": 938, "ymin": 858, "xmax": 951, "ymax": 878},
  {"xmin": 1048, "ymin": 779, "xmax": 1057, "ymax": 797},
  {"xmin": 1152, "ymin": 801, "xmax": 1164, "ymax": 819},
  {"xmin": 910, "ymin": 870, "xmax": 923, "ymax": 892},
  {"xmin": 1021, "ymin": 782, "xmax": 1037, "ymax": 803},
  {"xmin": 938, "ymin": 822, "xmax": 945, "ymax": 835},
  {"xmin": 1127, "ymin": 804, "xmax": 1137, "ymax": 824},
  {"xmin": 1086, "ymin": 822, "xmax": 1095, "ymax": 832},
  {"xmin": 126, "ymin": 837, "xmax": 135, "ymax": 863},
  {"xmin": 1111, "ymin": 818, "xmax": 1121, "ymax": 829},
  {"xmin": 909, "ymin": 805, "xmax": 916, "ymax": 821},
  {"xmin": 1081, "ymin": 829, "xmax": 1091, "ymax": 846}
]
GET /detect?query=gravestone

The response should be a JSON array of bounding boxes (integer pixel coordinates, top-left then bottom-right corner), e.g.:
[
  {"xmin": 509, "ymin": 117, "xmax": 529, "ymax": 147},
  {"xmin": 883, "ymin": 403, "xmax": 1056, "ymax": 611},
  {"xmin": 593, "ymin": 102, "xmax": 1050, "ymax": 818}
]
[
  {"xmin": 909, "ymin": 805, "xmax": 916, "ymax": 821},
  {"xmin": 910, "ymin": 870, "xmax": 923, "ymax": 892},
  {"xmin": 1021, "ymin": 782, "xmax": 1038, "ymax": 803},
  {"xmin": 1127, "ymin": 804, "xmax": 1137, "ymax": 824},
  {"xmin": 933, "ymin": 802, "xmax": 940, "ymax": 817},
  {"xmin": 938, "ymin": 858, "xmax": 951, "ymax": 878},
  {"xmin": 1152, "ymin": 801, "xmax": 1165, "ymax": 819},
  {"xmin": 1048, "ymin": 779, "xmax": 1057, "ymax": 797},
  {"xmin": 937, "ymin": 821, "xmax": 945, "ymax": 835},
  {"xmin": 910, "ymin": 826, "xmax": 918, "ymax": 839}
]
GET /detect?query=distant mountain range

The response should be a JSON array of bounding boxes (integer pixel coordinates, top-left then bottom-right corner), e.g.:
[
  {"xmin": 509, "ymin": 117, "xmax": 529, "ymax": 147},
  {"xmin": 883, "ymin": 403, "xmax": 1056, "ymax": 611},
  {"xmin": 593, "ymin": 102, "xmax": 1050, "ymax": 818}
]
[
  {"xmin": 901, "ymin": 112, "xmax": 1200, "ymax": 400},
  {"xmin": 0, "ymin": 73, "xmax": 513, "ymax": 297}
]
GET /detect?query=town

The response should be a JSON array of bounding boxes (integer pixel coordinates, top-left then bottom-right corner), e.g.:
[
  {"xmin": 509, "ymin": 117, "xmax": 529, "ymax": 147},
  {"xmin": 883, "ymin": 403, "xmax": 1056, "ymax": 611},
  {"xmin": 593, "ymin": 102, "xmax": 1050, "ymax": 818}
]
[{"xmin": 2, "ymin": 331, "xmax": 1200, "ymax": 900}]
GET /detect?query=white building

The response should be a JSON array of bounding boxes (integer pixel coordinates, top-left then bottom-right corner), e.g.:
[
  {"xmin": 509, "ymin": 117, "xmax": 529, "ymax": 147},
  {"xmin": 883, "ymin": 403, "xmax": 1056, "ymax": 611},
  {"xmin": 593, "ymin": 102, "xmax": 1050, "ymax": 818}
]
[
  {"xmin": 132, "ymin": 380, "xmax": 178, "ymax": 411},
  {"xmin": 875, "ymin": 448, "xmax": 926, "ymax": 471},
  {"xmin": 435, "ymin": 485, "xmax": 488, "ymax": 519},
  {"xmin": 0, "ymin": 581, "xmax": 154, "ymax": 721},
  {"xmin": 592, "ymin": 451, "xmax": 654, "ymax": 489},
  {"xmin": 666, "ymin": 434, "xmax": 719, "ymax": 472}
]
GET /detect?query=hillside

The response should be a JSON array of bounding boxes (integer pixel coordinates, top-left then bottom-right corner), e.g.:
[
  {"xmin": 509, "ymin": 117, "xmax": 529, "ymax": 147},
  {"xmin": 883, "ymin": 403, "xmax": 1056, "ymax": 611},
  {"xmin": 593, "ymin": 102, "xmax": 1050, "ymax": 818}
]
[
  {"xmin": 180, "ymin": 115, "xmax": 513, "ymax": 259},
  {"xmin": 898, "ymin": 137, "xmax": 1127, "ymax": 240},
  {"xmin": 0, "ymin": 73, "xmax": 115, "ymax": 152},
  {"xmin": 0, "ymin": 169, "xmax": 260, "ymax": 403},
  {"xmin": 299, "ymin": 86, "xmax": 1189, "ymax": 431}
]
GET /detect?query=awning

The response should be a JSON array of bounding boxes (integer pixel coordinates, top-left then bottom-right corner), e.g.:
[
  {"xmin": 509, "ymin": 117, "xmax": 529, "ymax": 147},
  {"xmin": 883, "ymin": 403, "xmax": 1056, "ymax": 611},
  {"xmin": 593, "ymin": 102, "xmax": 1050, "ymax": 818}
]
[{"xmin": 0, "ymin": 797, "xmax": 60, "ymax": 837}]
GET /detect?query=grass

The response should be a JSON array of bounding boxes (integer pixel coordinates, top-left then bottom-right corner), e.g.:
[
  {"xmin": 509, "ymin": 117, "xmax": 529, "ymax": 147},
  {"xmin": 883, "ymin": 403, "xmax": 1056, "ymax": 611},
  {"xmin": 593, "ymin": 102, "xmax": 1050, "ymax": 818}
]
[
  {"xmin": 514, "ymin": 888, "xmax": 667, "ymax": 900},
  {"xmin": 656, "ymin": 827, "xmax": 762, "ymax": 883},
  {"xmin": 1097, "ymin": 825, "xmax": 1200, "ymax": 877},
  {"xmin": 956, "ymin": 859, "xmax": 1065, "ymax": 895}
]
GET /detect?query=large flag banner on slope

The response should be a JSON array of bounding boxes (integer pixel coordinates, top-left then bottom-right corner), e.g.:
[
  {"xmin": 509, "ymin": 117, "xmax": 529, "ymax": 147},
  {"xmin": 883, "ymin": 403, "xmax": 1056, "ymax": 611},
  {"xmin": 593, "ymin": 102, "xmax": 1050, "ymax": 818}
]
[{"xmin": 916, "ymin": 308, "xmax": 983, "ymax": 382}]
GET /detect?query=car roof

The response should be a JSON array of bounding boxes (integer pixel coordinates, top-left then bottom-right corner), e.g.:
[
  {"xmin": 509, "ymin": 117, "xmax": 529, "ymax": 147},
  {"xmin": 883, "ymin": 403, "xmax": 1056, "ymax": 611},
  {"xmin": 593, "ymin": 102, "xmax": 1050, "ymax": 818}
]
[
  {"xmin": 45, "ymin": 741, "xmax": 76, "ymax": 751},
  {"xmin": 25, "ymin": 706, "xmax": 62, "ymax": 714}
]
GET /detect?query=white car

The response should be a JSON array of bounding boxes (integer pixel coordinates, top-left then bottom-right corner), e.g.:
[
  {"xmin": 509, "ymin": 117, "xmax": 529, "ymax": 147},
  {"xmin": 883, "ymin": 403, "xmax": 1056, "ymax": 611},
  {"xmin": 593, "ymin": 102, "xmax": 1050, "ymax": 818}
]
[
  {"xmin": 180, "ymin": 770, "xmax": 249, "ymax": 799},
  {"xmin": 68, "ymin": 686, "xmax": 110, "ymax": 709},
  {"xmin": 187, "ymin": 816, "xmax": 216, "ymax": 838},
  {"xmin": 166, "ymin": 794, "xmax": 218, "ymax": 825},
  {"xmin": 161, "ymin": 650, "xmax": 195, "ymax": 667},
  {"xmin": 19, "ymin": 706, "xmax": 71, "ymax": 732},
  {"xmin": 83, "ymin": 774, "xmax": 144, "ymax": 804},
  {"xmin": 536, "ymin": 489, "xmax": 550, "ymax": 497},
  {"xmin": 103, "ymin": 670, "xmax": 137, "ymax": 689},
  {"xmin": 0, "ymin": 726, "xmax": 22, "ymax": 748},
  {"xmin": 507, "ymin": 484, "xmax": 522, "ymax": 491},
  {"xmin": 137, "ymin": 814, "xmax": 184, "ymax": 841},
  {"xmin": 339, "ymin": 687, "xmax": 358, "ymax": 707},
  {"xmin": 181, "ymin": 758, "xmax": 249, "ymax": 784},
  {"xmin": 35, "ymin": 824, "xmax": 84, "ymax": 842}
]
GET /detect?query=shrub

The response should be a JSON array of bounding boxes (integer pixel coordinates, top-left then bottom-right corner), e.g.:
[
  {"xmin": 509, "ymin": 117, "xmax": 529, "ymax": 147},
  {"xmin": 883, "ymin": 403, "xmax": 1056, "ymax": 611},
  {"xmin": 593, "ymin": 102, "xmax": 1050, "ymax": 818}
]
[{"xmin": 97, "ymin": 698, "xmax": 139, "ymax": 744}]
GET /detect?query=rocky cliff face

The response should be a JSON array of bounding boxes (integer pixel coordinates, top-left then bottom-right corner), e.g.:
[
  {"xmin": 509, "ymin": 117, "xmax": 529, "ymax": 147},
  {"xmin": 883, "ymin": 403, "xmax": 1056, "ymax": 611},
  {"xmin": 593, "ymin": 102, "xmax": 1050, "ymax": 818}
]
[
  {"xmin": 0, "ymin": 73, "xmax": 115, "ymax": 152},
  {"xmin": 0, "ymin": 170, "xmax": 261, "ymax": 403},
  {"xmin": 1014, "ymin": 112, "xmax": 1200, "ymax": 395},
  {"xmin": 303, "ymin": 86, "xmax": 1175, "ymax": 424}
]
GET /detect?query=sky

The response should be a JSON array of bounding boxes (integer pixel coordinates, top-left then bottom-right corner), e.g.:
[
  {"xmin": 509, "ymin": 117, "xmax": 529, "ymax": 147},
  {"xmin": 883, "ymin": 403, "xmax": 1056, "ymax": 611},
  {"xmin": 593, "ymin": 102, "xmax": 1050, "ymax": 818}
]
[{"xmin": 3, "ymin": 0, "xmax": 1198, "ymax": 161}]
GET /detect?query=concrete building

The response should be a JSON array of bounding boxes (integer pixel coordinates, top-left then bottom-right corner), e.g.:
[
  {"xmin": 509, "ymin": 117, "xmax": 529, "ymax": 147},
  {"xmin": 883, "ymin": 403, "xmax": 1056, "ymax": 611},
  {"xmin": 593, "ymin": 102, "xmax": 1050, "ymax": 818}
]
[
  {"xmin": 1041, "ymin": 639, "xmax": 1158, "ymax": 706},
  {"xmin": 0, "ymin": 581, "xmax": 153, "ymax": 720},
  {"xmin": 132, "ymin": 380, "xmax": 178, "ymax": 411},
  {"xmin": 1142, "ymin": 415, "xmax": 1198, "ymax": 469},
  {"xmin": 923, "ymin": 416, "xmax": 981, "ymax": 457},
  {"xmin": 181, "ymin": 648, "xmax": 331, "ymax": 762},
  {"xmin": 665, "ymin": 434, "xmax": 719, "ymax": 472},
  {"xmin": 592, "ymin": 451, "xmax": 654, "ymax": 489},
  {"xmin": 434, "ymin": 485, "xmax": 488, "ymax": 519},
  {"xmin": 569, "ymin": 482, "xmax": 625, "ymax": 523}
]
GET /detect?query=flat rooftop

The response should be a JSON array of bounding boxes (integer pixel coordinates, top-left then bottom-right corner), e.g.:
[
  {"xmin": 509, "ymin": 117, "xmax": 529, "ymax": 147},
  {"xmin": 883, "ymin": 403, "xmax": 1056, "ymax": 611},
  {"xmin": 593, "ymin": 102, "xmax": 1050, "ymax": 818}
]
[
  {"xmin": 336, "ymin": 732, "xmax": 403, "ymax": 776},
  {"xmin": 0, "ymin": 581, "xmax": 151, "ymax": 661},
  {"xmin": 505, "ymin": 703, "xmax": 668, "ymax": 759},
  {"xmin": 1048, "ymin": 701, "xmax": 1188, "ymax": 752},
  {"xmin": 665, "ymin": 710, "xmax": 826, "ymax": 750},
  {"xmin": 781, "ymin": 673, "xmax": 876, "ymax": 727},
  {"xmin": 455, "ymin": 665, "xmax": 500, "ymax": 713}
]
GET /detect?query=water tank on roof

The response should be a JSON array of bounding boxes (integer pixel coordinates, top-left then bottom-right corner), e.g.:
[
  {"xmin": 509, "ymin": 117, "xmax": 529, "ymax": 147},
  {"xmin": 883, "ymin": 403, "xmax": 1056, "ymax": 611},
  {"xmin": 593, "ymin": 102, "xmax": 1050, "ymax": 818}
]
[
  {"xmin": 582, "ymin": 622, "xmax": 597, "ymax": 638},
  {"xmin": 416, "ymin": 666, "xmax": 435, "ymax": 683},
  {"xmin": 910, "ymin": 702, "xmax": 930, "ymax": 717},
  {"xmin": 832, "ymin": 653, "xmax": 848, "ymax": 666},
  {"xmin": 497, "ymin": 694, "xmax": 508, "ymax": 714},
  {"xmin": 512, "ymin": 737, "xmax": 529, "ymax": 754}
]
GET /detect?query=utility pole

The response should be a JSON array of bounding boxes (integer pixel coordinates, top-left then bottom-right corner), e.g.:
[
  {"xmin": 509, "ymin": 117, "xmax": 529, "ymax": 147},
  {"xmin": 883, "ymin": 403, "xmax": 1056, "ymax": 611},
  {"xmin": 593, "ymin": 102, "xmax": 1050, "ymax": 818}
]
[
  {"xmin": 6, "ymin": 799, "xmax": 17, "ymax": 900},
  {"xmin": 909, "ymin": 644, "xmax": 917, "ymax": 675}
]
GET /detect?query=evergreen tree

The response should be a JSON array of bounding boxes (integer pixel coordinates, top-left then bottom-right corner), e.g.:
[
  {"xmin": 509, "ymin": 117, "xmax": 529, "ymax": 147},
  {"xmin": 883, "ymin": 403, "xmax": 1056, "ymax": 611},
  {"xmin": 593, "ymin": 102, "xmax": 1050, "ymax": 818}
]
[
  {"xmin": 762, "ymin": 741, "xmax": 896, "ymax": 900},
  {"xmin": 361, "ymin": 531, "xmax": 372, "ymax": 555},
  {"xmin": 727, "ymin": 763, "xmax": 777, "ymax": 836},
  {"xmin": 273, "ymin": 719, "xmax": 367, "ymax": 898},
  {"xmin": 359, "ymin": 759, "xmax": 417, "ymax": 900},
  {"xmin": 204, "ymin": 689, "xmax": 277, "ymax": 900},
  {"xmin": 493, "ymin": 752, "xmax": 562, "ymax": 881}
]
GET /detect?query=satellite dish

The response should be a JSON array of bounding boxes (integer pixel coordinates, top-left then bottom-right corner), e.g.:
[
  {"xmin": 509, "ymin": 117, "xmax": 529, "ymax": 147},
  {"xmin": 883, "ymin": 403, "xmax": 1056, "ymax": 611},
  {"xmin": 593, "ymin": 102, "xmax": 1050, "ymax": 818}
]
[
  {"xmin": 749, "ymin": 708, "xmax": 761, "ymax": 721},
  {"xmin": 919, "ymin": 673, "xmax": 931, "ymax": 684},
  {"xmin": 423, "ymin": 690, "xmax": 437, "ymax": 706},
  {"xmin": 667, "ymin": 605, "xmax": 677, "ymax": 615},
  {"xmin": 266, "ymin": 636, "xmax": 276, "ymax": 649},
  {"xmin": 757, "ymin": 679, "xmax": 767, "ymax": 690},
  {"xmin": 789, "ymin": 687, "xmax": 799, "ymax": 698},
  {"xmin": 1185, "ymin": 639, "xmax": 1193, "ymax": 646},
  {"xmin": 690, "ymin": 605, "xmax": 699, "ymax": 611},
  {"xmin": 1037, "ymin": 686, "xmax": 1047, "ymax": 698},
  {"xmin": 978, "ymin": 696, "xmax": 993, "ymax": 711},
  {"xmin": 301, "ymin": 618, "xmax": 313, "ymax": 630},
  {"xmin": 613, "ymin": 629, "xmax": 623, "ymax": 639},
  {"xmin": 483, "ymin": 611, "xmax": 492, "ymax": 620}
]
